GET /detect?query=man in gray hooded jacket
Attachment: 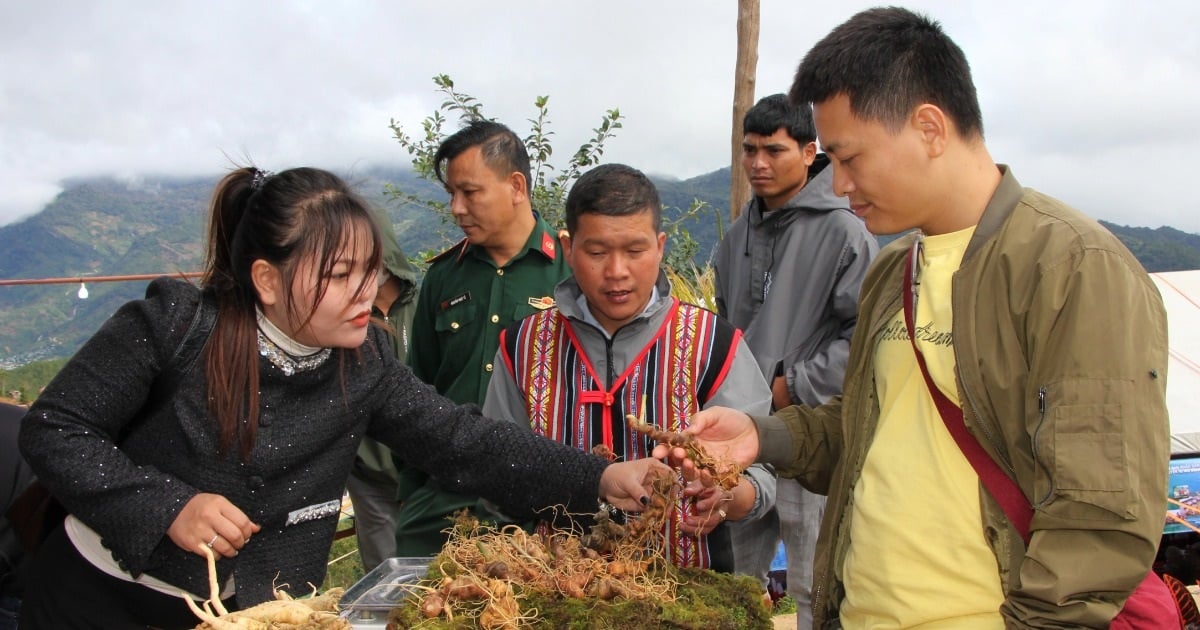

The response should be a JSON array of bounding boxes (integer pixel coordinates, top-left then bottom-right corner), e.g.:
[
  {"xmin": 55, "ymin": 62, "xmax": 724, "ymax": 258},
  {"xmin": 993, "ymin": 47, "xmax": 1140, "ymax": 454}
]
[{"xmin": 714, "ymin": 93, "xmax": 876, "ymax": 627}]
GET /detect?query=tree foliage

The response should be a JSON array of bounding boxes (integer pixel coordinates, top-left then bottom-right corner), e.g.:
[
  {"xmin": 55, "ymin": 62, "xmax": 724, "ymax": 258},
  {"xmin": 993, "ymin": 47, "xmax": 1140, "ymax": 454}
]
[
  {"xmin": 386, "ymin": 74, "xmax": 623, "ymax": 239},
  {"xmin": 383, "ymin": 74, "xmax": 715, "ymax": 278}
]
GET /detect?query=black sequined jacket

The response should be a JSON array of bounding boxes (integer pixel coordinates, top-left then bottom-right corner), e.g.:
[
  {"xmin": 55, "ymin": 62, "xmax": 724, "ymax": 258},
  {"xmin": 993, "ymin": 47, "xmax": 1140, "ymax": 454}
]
[{"xmin": 18, "ymin": 278, "xmax": 608, "ymax": 606}]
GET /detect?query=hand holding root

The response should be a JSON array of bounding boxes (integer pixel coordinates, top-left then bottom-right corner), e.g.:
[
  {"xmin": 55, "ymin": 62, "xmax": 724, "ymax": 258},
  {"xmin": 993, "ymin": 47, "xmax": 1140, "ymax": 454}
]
[
  {"xmin": 184, "ymin": 544, "xmax": 348, "ymax": 629},
  {"xmin": 626, "ymin": 413, "xmax": 743, "ymax": 490},
  {"xmin": 679, "ymin": 480, "xmax": 734, "ymax": 536},
  {"xmin": 169, "ymin": 493, "xmax": 260, "ymax": 559},
  {"xmin": 647, "ymin": 406, "xmax": 759, "ymax": 480},
  {"xmin": 598, "ymin": 457, "xmax": 672, "ymax": 512}
]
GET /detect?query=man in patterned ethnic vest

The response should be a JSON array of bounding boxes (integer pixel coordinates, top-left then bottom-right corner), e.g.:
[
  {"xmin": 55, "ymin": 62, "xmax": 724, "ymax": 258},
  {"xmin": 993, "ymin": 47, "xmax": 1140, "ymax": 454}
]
[{"xmin": 483, "ymin": 164, "xmax": 773, "ymax": 572}]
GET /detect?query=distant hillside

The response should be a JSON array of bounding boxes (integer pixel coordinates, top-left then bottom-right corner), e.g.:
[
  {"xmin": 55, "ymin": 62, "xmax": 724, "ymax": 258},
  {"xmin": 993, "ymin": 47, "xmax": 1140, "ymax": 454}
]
[
  {"xmin": 1099, "ymin": 222, "xmax": 1200, "ymax": 272},
  {"xmin": 2, "ymin": 166, "xmax": 1199, "ymax": 366},
  {"xmin": 656, "ymin": 167, "xmax": 733, "ymax": 262},
  {"xmin": 0, "ymin": 167, "xmax": 443, "ymax": 367}
]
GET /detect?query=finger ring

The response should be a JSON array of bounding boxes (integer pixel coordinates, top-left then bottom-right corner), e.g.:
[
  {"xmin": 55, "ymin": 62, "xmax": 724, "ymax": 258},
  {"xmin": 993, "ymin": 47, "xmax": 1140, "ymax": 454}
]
[
  {"xmin": 718, "ymin": 509, "xmax": 727, "ymax": 520},
  {"xmin": 206, "ymin": 534, "xmax": 219, "ymax": 548}
]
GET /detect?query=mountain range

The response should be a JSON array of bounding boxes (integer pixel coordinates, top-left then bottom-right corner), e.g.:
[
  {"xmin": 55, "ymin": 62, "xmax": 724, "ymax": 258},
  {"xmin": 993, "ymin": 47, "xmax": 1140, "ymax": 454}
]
[{"xmin": 2, "ymin": 166, "xmax": 1200, "ymax": 368}]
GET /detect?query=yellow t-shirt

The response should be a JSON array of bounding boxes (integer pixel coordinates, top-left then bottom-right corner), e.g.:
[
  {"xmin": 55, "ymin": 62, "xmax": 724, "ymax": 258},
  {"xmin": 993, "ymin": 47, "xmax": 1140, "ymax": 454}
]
[{"xmin": 840, "ymin": 227, "xmax": 1005, "ymax": 629}]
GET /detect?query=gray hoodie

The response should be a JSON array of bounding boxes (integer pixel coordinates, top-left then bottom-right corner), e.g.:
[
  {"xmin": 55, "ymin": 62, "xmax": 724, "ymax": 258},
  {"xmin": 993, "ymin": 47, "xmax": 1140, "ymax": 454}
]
[{"xmin": 714, "ymin": 157, "xmax": 877, "ymax": 406}]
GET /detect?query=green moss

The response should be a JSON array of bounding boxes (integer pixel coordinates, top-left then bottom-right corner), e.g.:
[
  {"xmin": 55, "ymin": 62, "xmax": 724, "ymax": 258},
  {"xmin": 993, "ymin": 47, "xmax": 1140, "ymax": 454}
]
[{"xmin": 387, "ymin": 564, "xmax": 771, "ymax": 629}]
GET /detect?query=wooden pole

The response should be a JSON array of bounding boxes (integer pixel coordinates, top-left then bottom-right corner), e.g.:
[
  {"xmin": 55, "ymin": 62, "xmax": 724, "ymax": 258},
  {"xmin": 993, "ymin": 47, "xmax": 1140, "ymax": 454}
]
[{"xmin": 730, "ymin": 0, "xmax": 760, "ymax": 221}]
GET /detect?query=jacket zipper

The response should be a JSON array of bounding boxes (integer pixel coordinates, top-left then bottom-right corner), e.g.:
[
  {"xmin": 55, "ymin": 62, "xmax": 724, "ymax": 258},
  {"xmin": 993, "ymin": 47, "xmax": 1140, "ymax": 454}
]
[
  {"xmin": 956, "ymin": 366, "xmax": 1018, "ymax": 478},
  {"xmin": 1031, "ymin": 386, "xmax": 1054, "ymax": 507},
  {"xmin": 948, "ymin": 269, "xmax": 1017, "ymax": 481}
]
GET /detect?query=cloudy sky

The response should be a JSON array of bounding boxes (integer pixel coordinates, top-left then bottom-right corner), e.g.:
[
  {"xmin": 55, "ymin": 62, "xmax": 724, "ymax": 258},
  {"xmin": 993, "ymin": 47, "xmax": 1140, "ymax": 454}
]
[{"xmin": 2, "ymin": 1, "xmax": 1198, "ymax": 230}]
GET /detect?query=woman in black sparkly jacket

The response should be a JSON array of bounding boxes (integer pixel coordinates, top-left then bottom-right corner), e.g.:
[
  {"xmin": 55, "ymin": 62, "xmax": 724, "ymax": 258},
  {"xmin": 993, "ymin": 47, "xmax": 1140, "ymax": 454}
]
[{"xmin": 17, "ymin": 166, "xmax": 665, "ymax": 629}]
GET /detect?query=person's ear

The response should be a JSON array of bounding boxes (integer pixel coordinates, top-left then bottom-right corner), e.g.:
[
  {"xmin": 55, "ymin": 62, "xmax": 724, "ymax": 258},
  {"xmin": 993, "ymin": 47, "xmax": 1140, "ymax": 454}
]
[
  {"xmin": 912, "ymin": 104, "xmax": 948, "ymax": 158},
  {"xmin": 561, "ymin": 230, "xmax": 576, "ymax": 270},
  {"xmin": 802, "ymin": 141, "xmax": 818, "ymax": 165},
  {"xmin": 251, "ymin": 259, "xmax": 281, "ymax": 306},
  {"xmin": 509, "ymin": 171, "xmax": 529, "ymax": 205}
]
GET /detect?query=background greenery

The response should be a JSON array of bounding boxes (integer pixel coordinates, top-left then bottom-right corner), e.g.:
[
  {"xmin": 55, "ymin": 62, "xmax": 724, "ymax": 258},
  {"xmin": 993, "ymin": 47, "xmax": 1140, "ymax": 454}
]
[{"xmin": 321, "ymin": 535, "xmax": 366, "ymax": 593}]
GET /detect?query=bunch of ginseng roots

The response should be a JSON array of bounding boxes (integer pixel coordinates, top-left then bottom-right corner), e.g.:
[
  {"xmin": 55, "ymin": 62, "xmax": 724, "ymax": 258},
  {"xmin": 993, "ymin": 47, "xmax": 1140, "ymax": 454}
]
[{"xmin": 396, "ymin": 415, "xmax": 743, "ymax": 629}]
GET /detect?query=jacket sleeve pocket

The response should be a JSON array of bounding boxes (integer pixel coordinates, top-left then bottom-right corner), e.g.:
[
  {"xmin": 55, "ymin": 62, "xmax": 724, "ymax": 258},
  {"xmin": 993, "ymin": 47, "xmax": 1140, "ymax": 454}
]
[{"xmin": 1038, "ymin": 379, "xmax": 1136, "ymax": 521}]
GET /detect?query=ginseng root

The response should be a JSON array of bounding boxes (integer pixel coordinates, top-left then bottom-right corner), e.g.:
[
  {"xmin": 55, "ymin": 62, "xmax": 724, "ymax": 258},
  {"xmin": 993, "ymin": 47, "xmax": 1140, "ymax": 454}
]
[{"xmin": 626, "ymin": 414, "xmax": 743, "ymax": 490}]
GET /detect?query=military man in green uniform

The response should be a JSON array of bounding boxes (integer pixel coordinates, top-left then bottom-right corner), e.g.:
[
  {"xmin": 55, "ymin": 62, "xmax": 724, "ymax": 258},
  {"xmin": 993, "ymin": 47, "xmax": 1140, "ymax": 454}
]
[{"xmin": 394, "ymin": 120, "xmax": 569, "ymax": 556}]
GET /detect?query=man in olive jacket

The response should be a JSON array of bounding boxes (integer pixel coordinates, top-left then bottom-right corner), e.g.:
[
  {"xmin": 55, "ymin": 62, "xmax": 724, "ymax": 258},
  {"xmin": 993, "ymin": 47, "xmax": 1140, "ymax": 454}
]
[{"xmin": 662, "ymin": 8, "xmax": 1171, "ymax": 628}]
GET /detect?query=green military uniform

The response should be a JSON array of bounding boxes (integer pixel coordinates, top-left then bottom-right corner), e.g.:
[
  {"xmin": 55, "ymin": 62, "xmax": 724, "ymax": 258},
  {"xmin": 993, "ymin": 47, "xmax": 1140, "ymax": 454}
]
[{"xmin": 394, "ymin": 214, "xmax": 568, "ymax": 556}]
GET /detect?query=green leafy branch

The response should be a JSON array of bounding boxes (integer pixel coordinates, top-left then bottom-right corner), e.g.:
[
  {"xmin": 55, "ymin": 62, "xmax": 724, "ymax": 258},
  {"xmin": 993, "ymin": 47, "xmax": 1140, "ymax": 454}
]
[{"xmin": 387, "ymin": 74, "xmax": 624, "ymax": 231}]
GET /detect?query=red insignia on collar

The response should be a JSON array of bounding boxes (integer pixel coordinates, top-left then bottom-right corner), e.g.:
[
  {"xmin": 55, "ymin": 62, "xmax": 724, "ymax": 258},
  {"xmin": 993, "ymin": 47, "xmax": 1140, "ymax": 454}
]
[{"xmin": 540, "ymin": 232, "xmax": 557, "ymax": 258}]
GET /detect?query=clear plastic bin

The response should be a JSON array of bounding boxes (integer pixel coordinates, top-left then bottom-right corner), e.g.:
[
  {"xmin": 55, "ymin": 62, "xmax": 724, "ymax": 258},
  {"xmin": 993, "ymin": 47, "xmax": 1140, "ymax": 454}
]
[{"xmin": 339, "ymin": 557, "xmax": 433, "ymax": 628}]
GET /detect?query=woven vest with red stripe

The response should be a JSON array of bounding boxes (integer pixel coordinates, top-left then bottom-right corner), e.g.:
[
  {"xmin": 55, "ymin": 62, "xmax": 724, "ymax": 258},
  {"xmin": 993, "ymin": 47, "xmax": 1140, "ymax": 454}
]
[{"xmin": 501, "ymin": 298, "xmax": 738, "ymax": 568}]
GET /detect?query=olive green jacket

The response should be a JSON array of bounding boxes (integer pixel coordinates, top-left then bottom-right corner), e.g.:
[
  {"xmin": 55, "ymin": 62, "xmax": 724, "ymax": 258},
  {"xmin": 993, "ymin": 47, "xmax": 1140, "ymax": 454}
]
[{"xmin": 756, "ymin": 166, "xmax": 1170, "ymax": 628}]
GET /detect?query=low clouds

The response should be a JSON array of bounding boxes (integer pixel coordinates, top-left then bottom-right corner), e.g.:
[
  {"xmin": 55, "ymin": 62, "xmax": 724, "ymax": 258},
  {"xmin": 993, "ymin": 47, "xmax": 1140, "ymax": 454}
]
[{"xmin": 2, "ymin": 1, "xmax": 1197, "ymax": 229}]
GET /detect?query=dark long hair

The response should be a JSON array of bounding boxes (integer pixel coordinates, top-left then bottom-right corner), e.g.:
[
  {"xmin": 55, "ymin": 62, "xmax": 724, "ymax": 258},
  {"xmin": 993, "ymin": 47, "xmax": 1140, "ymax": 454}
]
[{"xmin": 201, "ymin": 166, "xmax": 382, "ymax": 459}]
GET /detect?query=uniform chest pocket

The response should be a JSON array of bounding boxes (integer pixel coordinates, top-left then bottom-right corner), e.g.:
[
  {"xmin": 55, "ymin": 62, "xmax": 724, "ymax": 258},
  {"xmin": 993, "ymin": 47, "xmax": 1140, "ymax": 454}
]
[{"xmin": 435, "ymin": 302, "xmax": 478, "ymax": 334}]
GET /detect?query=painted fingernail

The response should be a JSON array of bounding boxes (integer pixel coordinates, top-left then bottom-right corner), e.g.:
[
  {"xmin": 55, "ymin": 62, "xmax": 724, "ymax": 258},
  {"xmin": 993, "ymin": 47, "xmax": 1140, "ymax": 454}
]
[{"xmin": 640, "ymin": 496, "xmax": 650, "ymax": 505}]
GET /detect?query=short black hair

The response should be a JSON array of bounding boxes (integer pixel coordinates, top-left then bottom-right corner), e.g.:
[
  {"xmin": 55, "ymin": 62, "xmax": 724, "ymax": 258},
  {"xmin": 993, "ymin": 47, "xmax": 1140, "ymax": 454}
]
[
  {"xmin": 790, "ymin": 7, "xmax": 984, "ymax": 139},
  {"xmin": 565, "ymin": 164, "xmax": 661, "ymax": 235},
  {"xmin": 743, "ymin": 93, "xmax": 816, "ymax": 144},
  {"xmin": 432, "ymin": 120, "xmax": 533, "ymax": 192}
]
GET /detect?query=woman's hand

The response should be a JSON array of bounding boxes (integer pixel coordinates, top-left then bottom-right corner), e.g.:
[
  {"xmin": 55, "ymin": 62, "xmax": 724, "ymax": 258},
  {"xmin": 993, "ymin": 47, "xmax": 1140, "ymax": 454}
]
[
  {"xmin": 598, "ymin": 457, "xmax": 672, "ymax": 513},
  {"xmin": 167, "ymin": 493, "xmax": 261, "ymax": 558}
]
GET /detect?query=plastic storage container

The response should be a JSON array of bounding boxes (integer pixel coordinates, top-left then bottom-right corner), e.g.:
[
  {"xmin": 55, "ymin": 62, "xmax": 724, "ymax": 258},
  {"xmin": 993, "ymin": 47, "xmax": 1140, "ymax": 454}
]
[{"xmin": 339, "ymin": 557, "xmax": 433, "ymax": 629}]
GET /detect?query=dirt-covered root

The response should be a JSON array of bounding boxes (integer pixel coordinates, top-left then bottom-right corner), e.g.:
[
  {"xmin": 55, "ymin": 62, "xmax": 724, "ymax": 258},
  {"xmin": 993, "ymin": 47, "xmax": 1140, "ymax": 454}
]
[{"xmin": 626, "ymin": 413, "xmax": 743, "ymax": 490}]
